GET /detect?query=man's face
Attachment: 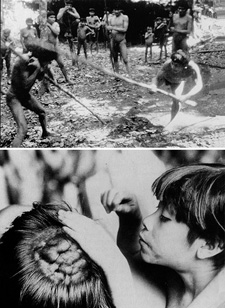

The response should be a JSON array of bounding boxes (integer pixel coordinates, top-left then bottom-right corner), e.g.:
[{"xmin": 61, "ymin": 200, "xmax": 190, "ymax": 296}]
[
  {"xmin": 89, "ymin": 11, "xmax": 95, "ymax": 16},
  {"xmin": 3, "ymin": 31, "xmax": 10, "ymax": 38},
  {"xmin": 114, "ymin": 9, "xmax": 121, "ymax": 17},
  {"xmin": 47, "ymin": 15, "xmax": 56, "ymax": 24},
  {"xmin": 139, "ymin": 202, "xmax": 196, "ymax": 270},
  {"xmin": 26, "ymin": 21, "xmax": 33, "ymax": 28},
  {"xmin": 178, "ymin": 7, "xmax": 187, "ymax": 17}
]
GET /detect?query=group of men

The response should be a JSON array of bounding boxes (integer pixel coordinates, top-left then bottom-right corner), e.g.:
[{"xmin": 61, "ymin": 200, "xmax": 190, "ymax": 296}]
[{"xmin": 1, "ymin": 0, "xmax": 203, "ymax": 147}]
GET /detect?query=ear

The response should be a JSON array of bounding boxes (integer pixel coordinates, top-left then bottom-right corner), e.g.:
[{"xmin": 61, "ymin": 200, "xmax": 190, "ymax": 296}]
[{"xmin": 197, "ymin": 240, "xmax": 224, "ymax": 260}]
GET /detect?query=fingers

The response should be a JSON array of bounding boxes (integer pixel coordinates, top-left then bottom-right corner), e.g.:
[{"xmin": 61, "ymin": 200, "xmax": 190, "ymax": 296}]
[
  {"xmin": 101, "ymin": 189, "xmax": 135, "ymax": 214},
  {"xmin": 101, "ymin": 188, "xmax": 123, "ymax": 213}
]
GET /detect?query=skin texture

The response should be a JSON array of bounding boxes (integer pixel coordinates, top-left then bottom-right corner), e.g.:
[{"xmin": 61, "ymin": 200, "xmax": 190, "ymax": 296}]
[{"xmin": 107, "ymin": 10, "xmax": 130, "ymax": 74}]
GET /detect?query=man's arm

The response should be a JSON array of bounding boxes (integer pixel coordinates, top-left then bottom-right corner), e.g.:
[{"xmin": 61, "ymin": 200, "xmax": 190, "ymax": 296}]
[
  {"xmin": 20, "ymin": 29, "xmax": 26, "ymax": 50},
  {"xmin": 47, "ymin": 22, "xmax": 60, "ymax": 36},
  {"xmin": 22, "ymin": 57, "xmax": 41, "ymax": 90},
  {"xmin": 107, "ymin": 15, "xmax": 129, "ymax": 33},
  {"xmin": 67, "ymin": 7, "xmax": 80, "ymax": 19},
  {"xmin": 178, "ymin": 60, "xmax": 203, "ymax": 102},
  {"xmin": 57, "ymin": 7, "xmax": 67, "ymax": 20},
  {"xmin": 101, "ymin": 188, "xmax": 143, "ymax": 258}
]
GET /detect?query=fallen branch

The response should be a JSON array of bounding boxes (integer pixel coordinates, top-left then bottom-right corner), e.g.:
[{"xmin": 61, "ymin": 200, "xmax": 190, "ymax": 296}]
[
  {"xmin": 44, "ymin": 75, "xmax": 105, "ymax": 125},
  {"xmin": 196, "ymin": 49, "xmax": 225, "ymax": 54}
]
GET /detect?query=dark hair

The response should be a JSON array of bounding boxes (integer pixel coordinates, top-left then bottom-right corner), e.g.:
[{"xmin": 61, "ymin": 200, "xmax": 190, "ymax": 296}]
[
  {"xmin": 152, "ymin": 164, "xmax": 225, "ymax": 268},
  {"xmin": 26, "ymin": 18, "xmax": 33, "ymax": 23},
  {"xmin": 47, "ymin": 11, "xmax": 55, "ymax": 18},
  {"xmin": 171, "ymin": 49, "xmax": 190, "ymax": 66},
  {"xmin": 0, "ymin": 202, "xmax": 115, "ymax": 308},
  {"xmin": 176, "ymin": 0, "xmax": 189, "ymax": 10},
  {"xmin": 26, "ymin": 39, "xmax": 58, "ymax": 63}
]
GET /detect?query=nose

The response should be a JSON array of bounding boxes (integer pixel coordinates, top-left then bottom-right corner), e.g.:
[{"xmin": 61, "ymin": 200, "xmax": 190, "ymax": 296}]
[{"xmin": 141, "ymin": 211, "xmax": 156, "ymax": 232}]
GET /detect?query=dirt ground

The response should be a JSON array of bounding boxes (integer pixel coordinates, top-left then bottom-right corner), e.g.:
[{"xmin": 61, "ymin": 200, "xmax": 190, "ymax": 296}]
[{"xmin": 1, "ymin": 17, "xmax": 225, "ymax": 148}]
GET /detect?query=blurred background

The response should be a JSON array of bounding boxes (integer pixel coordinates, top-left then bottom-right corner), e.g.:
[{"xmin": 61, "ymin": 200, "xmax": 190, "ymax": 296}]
[{"xmin": 1, "ymin": 149, "xmax": 225, "ymax": 236}]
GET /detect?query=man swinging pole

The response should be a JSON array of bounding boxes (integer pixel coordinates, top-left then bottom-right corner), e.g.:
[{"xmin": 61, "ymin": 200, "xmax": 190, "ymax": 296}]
[
  {"xmin": 151, "ymin": 50, "xmax": 203, "ymax": 128},
  {"xmin": 6, "ymin": 41, "xmax": 58, "ymax": 147}
]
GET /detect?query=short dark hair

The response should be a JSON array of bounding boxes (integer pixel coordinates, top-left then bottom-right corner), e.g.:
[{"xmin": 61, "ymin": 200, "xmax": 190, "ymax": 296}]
[
  {"xmin": 171, "ymin": 49, "xmax": 190, "ymax": 66},
  {"xmin": 0, "ymin": 202, "xmax": 115, "ymax": 308},
  {"xmin": 26, "ymin": 39, "xmax": 58, "ymax": 63},
  {"xmin": 26, "ymin": 18, "xmax": 33, "ymax": 23},
  {"xmin": 47, "ymin": 11, "xmax": 55, "ymax": 18},
  {"xmin": 152, "ymin": 164, "xmax": 225, "ymax": 268}
]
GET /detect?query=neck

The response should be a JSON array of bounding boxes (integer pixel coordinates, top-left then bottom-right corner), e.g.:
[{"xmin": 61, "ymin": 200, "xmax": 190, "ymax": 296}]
[{"xmin": 175, "ymin": 262, "xmax": 219, "ymax": 301}]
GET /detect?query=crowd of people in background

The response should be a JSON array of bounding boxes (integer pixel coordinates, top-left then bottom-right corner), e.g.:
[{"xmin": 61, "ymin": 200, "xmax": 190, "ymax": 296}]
[{"xmin": 0, "ymin": 0, "xmax": 205, "ymax": 146}]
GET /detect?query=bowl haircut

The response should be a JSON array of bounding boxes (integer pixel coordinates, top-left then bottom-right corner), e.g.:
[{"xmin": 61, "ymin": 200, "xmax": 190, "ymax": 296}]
[{"xmin": 152, "ymin": 164, "xmax": 225, "ymax": 269}]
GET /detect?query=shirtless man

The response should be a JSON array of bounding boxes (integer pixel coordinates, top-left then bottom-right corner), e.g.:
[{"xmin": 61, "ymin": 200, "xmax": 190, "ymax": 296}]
[
  {"xmin": 151, "ymin": 49, "xmax": 203, "ymax": 126},
  {"xmin": 6, "ymin": 45, "xmax": 57, "ymax": 147},
  {"xmin": 106, "ymin": 6, "xmax": 130, "ymax": 75},
  {"xmin": 46, "ymin": 11, "xmax": 73, "ymax": 84},
  {"xmin": 86, "ymin": 8, "xmax": 101, "ymax": 53},
  {"xmin": 171, "ymin": 0, "xmax": 192, "ymax": 53},
  {"xmin": 20, "ymin": 18, "xmax": 38, "ymax": 53},
  {"xmin": 77, "ymin": 19, "xmax": 95, "ymax": 59},
  {"xmin": 57, "ymin": 0, "xmax": 80, "ymax": 64},
  {"xmin": 1, "ymin": 28, "xmax": 15, "ymax": 85}
]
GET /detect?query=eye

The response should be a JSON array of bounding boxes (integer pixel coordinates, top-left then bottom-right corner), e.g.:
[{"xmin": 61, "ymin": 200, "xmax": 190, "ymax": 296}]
[{"xmin": 160, "ymin": 215, "xmax": 170, "ymax": 222}]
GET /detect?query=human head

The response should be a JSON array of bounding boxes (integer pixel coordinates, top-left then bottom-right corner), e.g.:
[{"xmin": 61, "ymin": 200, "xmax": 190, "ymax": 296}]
[
  {"xmin": 152, "ymin": 164, "xmax": 225, "ymax": 269},
  {"xmin": 147, "ymin": 26, "xmax": 152, "ymax": 32},
  {"xmin": 3, "ymin": 28, "xmax": 11, "ymax": 38},
  {"xmin": 89, "ymin": 8, "xmax": 95, "ymax": 16},
  {"xmin": 64, "ymin": 0, "xmax": 73, "ymax": 7},
  {"xmin": 114, "ymin": 5, "xmax": 122, "ymax": 17},
  {"xmin": 47, "ymin": 11, "xmax": 56, "ymax": 24},
  {"xmin": 26, "ymin": 18, "xmax": 33, "ymax": 27},
  {"xmin": 0, "ymin": 202, "xmax": 115, "ymax": 308},
  {"xmin": 171, "ymin": 49, "xmax": 190, "ymax": 68},
  {"xmin": 176, "ymin": 0, "xmax": 189, "ymax": 17},
  {"xmin": 25, "ymin": 39, "xmax": 58, "ymax": 65}
]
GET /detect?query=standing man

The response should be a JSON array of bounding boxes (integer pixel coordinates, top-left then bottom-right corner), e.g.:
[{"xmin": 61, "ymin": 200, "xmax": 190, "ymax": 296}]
[
  {"xmin": 106, "ymin": 6, "xmax": 130, "ymax": 75},
  {"xmin": 171, "ymin": 0, "xmax": 192, "ymax": 53},
  {"xmin": 45, "ymin": 11, "xmax": 73, "ymax": 84},
  {"xmin": 20, "ymin": 18, "xmax": 38, "ymax": 53},
  {"xmin": 1, "ymin": 28, "xmax": 15, "ymax": 85},
  {"xmin": 57, "ymin": 0, "xmax": 80, "ymax": 64},
  {"xmin": 86, "ymin": 8, "xmax": 101, "ymax": 53}
]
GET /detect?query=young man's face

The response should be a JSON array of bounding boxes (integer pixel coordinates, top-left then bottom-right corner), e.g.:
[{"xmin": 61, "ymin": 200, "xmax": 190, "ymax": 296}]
[
  {"xmin": 47, "ymin": 15, "xmax": 56, "ymax": 24},
  {"xmin": 3, "ymin": 31, "xmax": 10, "ymax": 38},
  {"xmin": 26, "ymin": 20, "xmax": 33, "ymax": 28},
  {"xmin": 178, "ymin": 7, "xmax": 187, "ymax": 17},
  {"xmin": 114, "ymin": 9, "xmax": 121, "ymax": 17},
  {"xmin": 139, "ymin": 202, "xmax": 197, "ymax": 270}
]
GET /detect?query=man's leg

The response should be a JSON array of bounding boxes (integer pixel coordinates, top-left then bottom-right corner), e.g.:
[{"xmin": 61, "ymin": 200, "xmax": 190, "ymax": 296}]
[
  {"xmin": 56, "ymin": 54, "xmax": 73, "ymax": 84},
  {"xmin": 83, "ymin": 41, "xmax": 88, "ymax": 59},
  {"xmin": 170, "ymin": 82, "xmax": 184, "ymax": 122},
  {"xmin": 145, "ymin": 45, "xmax": 148, "ymax": 62},
  {"xmin": 6, "ymin": 95, "xmax": 28, "ymax": 147},
  {"xmin": 120, "ymin": 40, "xmax": 130, "ymax": 75},
  {"xmin": 26, "ymin": 95, "xmax": 49, "ymax": 138},
  {"xmin": 5, "ymin": 52, "xmax": 11, "ymax": 84}
]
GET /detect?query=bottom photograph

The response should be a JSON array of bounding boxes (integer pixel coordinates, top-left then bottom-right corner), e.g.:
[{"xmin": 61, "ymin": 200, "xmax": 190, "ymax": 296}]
[{"xmin": 0, "ymin": 149, "xmax": 224, "ymax": 308}]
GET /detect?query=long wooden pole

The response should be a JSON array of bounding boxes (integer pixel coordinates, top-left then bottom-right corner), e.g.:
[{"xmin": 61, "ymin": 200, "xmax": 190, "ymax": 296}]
[{"xmin": 7, "ymin": 45, "xmax": 105, "ymax": 124}]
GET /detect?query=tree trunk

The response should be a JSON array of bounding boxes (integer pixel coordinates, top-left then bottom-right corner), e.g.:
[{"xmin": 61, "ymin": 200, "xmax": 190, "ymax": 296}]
[{"xmin": 39, "ymin": 0, "xmax": 48, "ymax": 40}]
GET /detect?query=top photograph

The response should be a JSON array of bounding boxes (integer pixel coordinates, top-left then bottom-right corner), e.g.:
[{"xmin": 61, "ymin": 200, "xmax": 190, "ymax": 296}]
[{"xmin": 1, "ymin": 0, "xmax": 225, "ymax": 148}]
